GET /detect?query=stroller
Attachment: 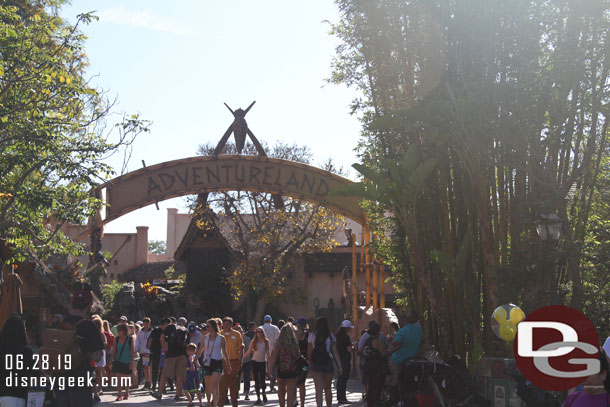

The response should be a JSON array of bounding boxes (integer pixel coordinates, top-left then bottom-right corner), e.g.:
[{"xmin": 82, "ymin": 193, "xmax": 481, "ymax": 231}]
[
  {"xmin": 503, "ymin": 368, "xmax": 561, "ymax": 407},
  {"xmin": 398, "ymin": 355, "xmax": 491, "ymax": 407}
]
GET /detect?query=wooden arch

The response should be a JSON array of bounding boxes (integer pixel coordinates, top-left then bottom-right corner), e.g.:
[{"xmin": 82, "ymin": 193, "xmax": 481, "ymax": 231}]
[
  {"xmin": 83, "ymin": 155, "xmax": 391, "ymax": 322},
  {"xmin": 94, "ymin": 155, "xmax": 364, "ymax": 226}
]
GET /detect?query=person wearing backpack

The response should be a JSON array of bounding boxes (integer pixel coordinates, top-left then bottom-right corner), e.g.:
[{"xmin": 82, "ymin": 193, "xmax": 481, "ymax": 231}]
[
  {"xmin": 308, "ymin": 317, "xmax": 342, "ymax": 407},
  {"xmin": 151, "ymin": 318, "xmax": 189, "ymax": 400},
  {"xmin": 269, "ymin": 324, "xmax": 301, "ymax": 407},
  {"xmin": 46, "ymin": 286, "xmax": 104, "ymax": 407},
  {"xmin": 362, "ymin": 322, "xmax": 389, "ymax": 407},
  {"xmin": 148, "ymin": 317, "xmax": 169, "ymax": 393}
]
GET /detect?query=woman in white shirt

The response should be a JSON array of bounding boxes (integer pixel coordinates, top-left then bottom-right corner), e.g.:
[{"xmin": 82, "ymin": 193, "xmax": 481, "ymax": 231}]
[
  {"xmin": 244, "ymin": 326, "xmax": 271, "ymax": 405},
  {"xmin": 196, "ymin": 319, "xmax": 230, "ymax": 407},
  {"xmin": 308, "ymin": 317, "xmax": 342, "ymax": 407}
]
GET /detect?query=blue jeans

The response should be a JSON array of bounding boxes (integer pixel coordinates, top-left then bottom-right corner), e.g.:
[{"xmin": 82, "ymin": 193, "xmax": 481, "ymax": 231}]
[{"xmin": 242, "ymin": 361, "xmax": 252, "ymax": 394}]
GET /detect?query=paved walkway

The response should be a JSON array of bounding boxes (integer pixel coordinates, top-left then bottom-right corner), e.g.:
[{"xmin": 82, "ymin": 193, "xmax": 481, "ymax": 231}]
[{"xmin": 99, "ymin": 378, "xmax": 365, "ymax": 407}]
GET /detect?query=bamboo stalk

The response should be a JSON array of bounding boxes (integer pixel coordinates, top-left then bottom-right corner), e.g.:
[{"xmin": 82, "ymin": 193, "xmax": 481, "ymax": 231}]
[
  {"xmin": 360, "ymin": 226, "xmax": 365, "ymax": 307},
  {"xmin": 372, "ymin": 262, "xmax": 378, "ymax": 310},
  {"xmin": 365, "ymin": 227, "xmax": 371, "ymax": 308},
  {"xmin": 352, "ymin": 233, "xmax": 358, "ymax": 322},
  {"xmin": 380, "ymin": 264, "xmax": 385, "ymax": 308}
]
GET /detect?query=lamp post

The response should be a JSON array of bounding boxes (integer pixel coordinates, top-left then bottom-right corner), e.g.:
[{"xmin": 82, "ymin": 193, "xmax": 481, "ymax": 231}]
[
  {"xmin": 535, "ymin": 213, "xmax": 563, "ymax": 241},
  {"xmin": 535, "ymin": 212, "xmax": 564, "ymax": 305}
]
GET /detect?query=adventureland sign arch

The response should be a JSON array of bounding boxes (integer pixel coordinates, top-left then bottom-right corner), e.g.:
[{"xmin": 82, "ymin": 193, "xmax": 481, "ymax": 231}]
[{"xmin": 86, "ymin": 102, "xmax": 384, "ymax": 321}]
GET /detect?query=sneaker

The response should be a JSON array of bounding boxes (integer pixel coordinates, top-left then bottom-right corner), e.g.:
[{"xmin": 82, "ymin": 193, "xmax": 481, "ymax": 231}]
[
  {"xmin": 150, "ymin": 391, "xmax": 162, "ymax": 400},
  {"xmin": 255, "ymin": 400, "xmax": 262, "ymax": 406},
  {"xmin": 93, "ymin": 395, "xmax": 101, "ymax": 404},
  {"xmin": 245, "ymin": 395, "xmax": 250, "ymax": 401}
]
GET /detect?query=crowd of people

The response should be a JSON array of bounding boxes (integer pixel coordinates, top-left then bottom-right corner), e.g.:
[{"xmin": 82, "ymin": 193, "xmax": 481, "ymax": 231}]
[
  {"xmin": 0, "ymin": 282, "xmax": 436, "ymax": 407},
  {"xmin": 0, "ymin": 293, "xmax": 431, "ymax": 407},
  {"xmin": 4, "ymin": 284, "xmax": 610, "ymax": 407}
]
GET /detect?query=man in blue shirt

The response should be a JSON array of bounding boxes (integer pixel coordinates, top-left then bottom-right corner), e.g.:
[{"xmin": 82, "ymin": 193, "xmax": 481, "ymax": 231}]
[{"xmin": 388, "ymin": 312, "xmax": 423, "ymax": 402}]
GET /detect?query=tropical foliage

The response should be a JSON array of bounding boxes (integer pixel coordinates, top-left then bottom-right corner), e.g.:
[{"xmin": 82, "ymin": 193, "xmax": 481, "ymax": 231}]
[
  {"xmin": 0, "ymin": 0, "xmax": 149, "ymax": 267},
  {"xmin": 331, "ymin": 0, "xmax": 609, "ymax": 357}
]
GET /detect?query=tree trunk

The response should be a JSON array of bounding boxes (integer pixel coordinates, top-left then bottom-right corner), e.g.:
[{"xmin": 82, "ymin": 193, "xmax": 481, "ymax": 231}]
[{"xmin": 253, "ymin": 298, "xmax": 267, "ymax": 326}]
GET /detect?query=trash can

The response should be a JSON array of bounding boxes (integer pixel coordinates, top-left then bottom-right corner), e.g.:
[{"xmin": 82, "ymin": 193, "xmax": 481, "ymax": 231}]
[{"xmin": 473, "ymin": 357, "xmax": 523, "ymax": 407}]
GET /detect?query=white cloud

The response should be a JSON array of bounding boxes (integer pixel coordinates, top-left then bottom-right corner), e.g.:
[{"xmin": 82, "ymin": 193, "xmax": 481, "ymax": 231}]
[{"xmin": 98, "ymin": 6, "xmax": 200, "ymax": 36}]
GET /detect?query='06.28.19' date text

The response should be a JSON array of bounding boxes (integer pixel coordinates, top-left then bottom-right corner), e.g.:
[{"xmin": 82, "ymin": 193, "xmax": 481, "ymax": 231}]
[{"xmin": 5, "ymin": 354, "xmax": 72, "ymax": 371}]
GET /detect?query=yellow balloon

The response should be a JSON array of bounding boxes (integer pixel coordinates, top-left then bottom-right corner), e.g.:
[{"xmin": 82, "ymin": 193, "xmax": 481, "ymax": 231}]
[
  {"xmin": 499, "ymin": 321, "xmax": 517, "ymax": 342},
  {"xmin": 509, "ymin": 307, "xmax": 525, "ymax": 324},
  {"xmin": 493, "ymin": 307, "xmax": 507, "ymax": 323}
]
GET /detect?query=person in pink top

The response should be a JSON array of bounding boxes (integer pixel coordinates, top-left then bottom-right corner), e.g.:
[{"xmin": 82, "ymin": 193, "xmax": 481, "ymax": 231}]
[{"xmin": 562, "ymin": 351, "xmax": 610, "ymax": 406}]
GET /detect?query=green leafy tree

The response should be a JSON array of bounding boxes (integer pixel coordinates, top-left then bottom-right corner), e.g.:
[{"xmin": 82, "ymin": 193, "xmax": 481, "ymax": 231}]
[
  {"xmin": 197, "ymin": 141, "xmax": 344, "ymax": 322},
  {"xmin": 148, "ymin": 240, "xmax": 167, "ymax": 255},
  {"xmin": 0, "ymin": 1, "xmax": 149, "ymax": 268}
]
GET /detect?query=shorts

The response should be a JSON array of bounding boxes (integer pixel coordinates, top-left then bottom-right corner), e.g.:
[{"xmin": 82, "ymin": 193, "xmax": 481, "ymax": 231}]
[
  {"xmin": 277, "ymin": 368, "xmax": 299, "ymax": 380},
  {"xmin": 96, "ymin": 350, "xmax": 106, "ymax": 368},
  {"xmin": 112, "ymin": 361, "xmax": 131, "ymax": 375},
  {"xmin": 202, "ymin": 359, "xmax": 223, "ymax": 376},
  {"xmin": 141, "ymin": 354, "xmax": 150, "ymax": 367},
  {"xmin": 162, "ymin": 355, "xmax": 186, "ymax": 379},
  {"xmin": 310, "ymin": 360, "xmax": 334, "ymax": 374}
]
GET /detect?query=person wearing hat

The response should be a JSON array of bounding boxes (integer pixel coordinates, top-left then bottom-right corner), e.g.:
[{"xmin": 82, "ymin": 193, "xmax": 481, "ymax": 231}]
[
  {"xmin": 136, "ymin": 317, "xmax": 153, "ymax": 390},
  {"xmin": 177, "ymin": 317, "xmax": 188, "ymax": 326},
  {"xmin": 111, "ymin": 315, "xmax": 128, "ymax": 337},
  {"xmin": 261, "ymin": 315, "xmax": 280, "ymax": 392},
  {"xmin": 188, "ymin": 323, "xmax": 203, "ymax": 348},
  {"xmin": 54, "ymin": 286, "xmax": 105, "ymax": 407},
  {"xmin": 335, "ymin": 320, "xmax": 355, "ymax": 404}
]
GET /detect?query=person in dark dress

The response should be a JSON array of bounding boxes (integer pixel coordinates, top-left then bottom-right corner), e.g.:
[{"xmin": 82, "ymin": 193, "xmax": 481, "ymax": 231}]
[{"xmin": 0, "ymin": 315, "xmax": 35, "ymax": 407}]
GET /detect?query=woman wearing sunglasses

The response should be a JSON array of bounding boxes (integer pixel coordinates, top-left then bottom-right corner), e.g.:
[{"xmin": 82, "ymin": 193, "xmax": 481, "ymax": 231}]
[{"xmin": 244, "ymin": 327, "xmax": 271, "ymax": 405}]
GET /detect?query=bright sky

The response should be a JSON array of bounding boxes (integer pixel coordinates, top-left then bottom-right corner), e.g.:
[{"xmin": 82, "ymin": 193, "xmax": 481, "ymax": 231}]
[{"xmin": 60, "ymin": 1, "xmax": 363, "ymax": 242}]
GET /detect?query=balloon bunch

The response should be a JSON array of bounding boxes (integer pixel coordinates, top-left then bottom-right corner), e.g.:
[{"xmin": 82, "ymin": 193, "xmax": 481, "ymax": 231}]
[{"xmin": 491, "ymin": 304, "xmax": 525, "ymax": 342}]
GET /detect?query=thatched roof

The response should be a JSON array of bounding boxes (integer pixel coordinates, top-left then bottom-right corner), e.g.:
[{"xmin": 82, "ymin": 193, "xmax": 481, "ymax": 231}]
[
  {"xmin": 119, "ymin": 260, "xmax": 186, "ymax": 283},
  {"xmin": 174, "ymin": 211, "xmax": 234, "ymax": 261}
]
